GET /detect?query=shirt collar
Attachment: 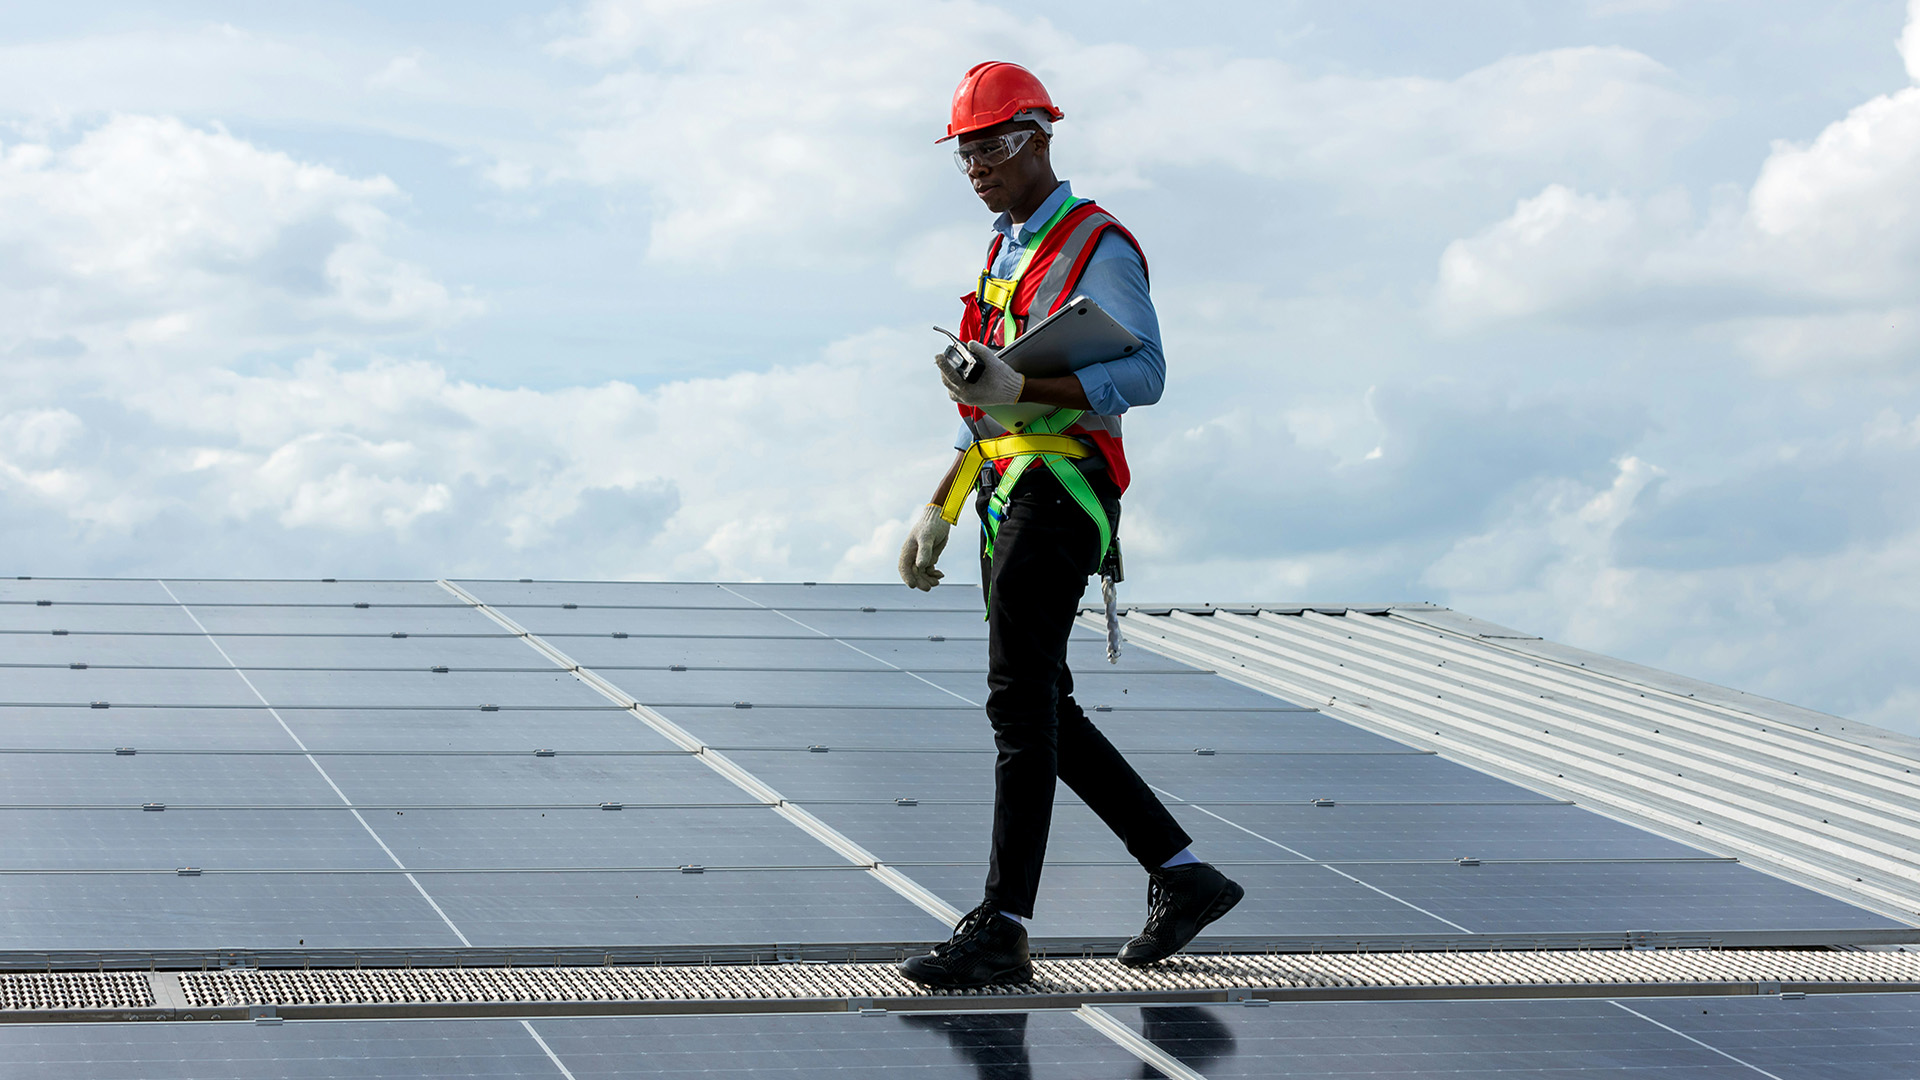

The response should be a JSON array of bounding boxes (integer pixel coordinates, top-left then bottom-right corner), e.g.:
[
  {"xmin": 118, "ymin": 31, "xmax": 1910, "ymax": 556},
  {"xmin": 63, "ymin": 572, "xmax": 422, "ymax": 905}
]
[{"xmin": 993, "ymin": 180, "xmax": 1074, "ymax": 245}]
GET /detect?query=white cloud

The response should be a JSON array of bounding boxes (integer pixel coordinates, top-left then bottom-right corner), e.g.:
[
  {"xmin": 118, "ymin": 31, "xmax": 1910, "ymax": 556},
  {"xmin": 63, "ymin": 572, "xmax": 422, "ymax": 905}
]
[
  {"xmin": 1904, "ymin": 0, "xmax": 1920, "ymax": 81},
  {"xmin": 1433, "ymin": 2, "xmax": 1920, "ymax": 369},
  {"xmin": 0, "ymin": 329, "xmax": 957, "ymax": 581},
  {"xmin": 0, "ymin": 115, "xmax": 473, "ymax": 368},
  {"xmin": 539, "ymin": 1, "xmax": 1701, "ymax": 269}
]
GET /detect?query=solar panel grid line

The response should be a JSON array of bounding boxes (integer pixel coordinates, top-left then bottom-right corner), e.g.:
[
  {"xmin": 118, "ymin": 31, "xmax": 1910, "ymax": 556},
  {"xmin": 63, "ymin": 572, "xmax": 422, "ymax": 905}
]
[
  {"xmin": 1150, "ymin": 785, "xmax": 1476, "ymax": 934},
  {"xmin": 1075, "ymin": 1004, "xmax": 1211, "ymax": 1080},
  {"xmin": 1300, "ymin": 610, "xmax": 1920, "ymax": 810},
  {"xmin": 1250, "ymin": 616, "xmax": 1920, "ymax": 864},
  {"xmin": 434, "ymin": 579, "xmax": 963, "ymax": 928},
  {"xmin": 710, "ymin": 584, "xmax": 987, "ymax": 711},
  {"xmin": 1113, "ymin": 610, "xmax": 1920, "ymax": 921},
  {"xmin": 152, "ymin": 581, "xmax": 477, "ymax": 949},
  {"xmin": 1608, "ymin": 1001, "xmax": 1789, "ymax": 1080},
  {"xmin": 519, "ymin": 1020, "xmax": 581, "ymax": 1080}
]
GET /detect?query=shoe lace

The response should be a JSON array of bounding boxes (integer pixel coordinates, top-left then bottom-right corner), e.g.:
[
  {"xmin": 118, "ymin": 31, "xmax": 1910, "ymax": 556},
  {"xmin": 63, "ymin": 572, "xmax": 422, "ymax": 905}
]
[
  {"xmin": 937, "ymin": 903, "xmax": 1000, "ymax": 957},
  {"xmin": 1143, "ymin": 877, "xmax": 1175, "ymax": 934}
]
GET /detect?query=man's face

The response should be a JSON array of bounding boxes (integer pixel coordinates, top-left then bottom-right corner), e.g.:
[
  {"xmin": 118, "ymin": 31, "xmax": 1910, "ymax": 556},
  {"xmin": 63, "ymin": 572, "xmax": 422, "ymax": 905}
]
[{"xmin": 960, "ymin": 121, "xmax": 1051, "ymax": 215}]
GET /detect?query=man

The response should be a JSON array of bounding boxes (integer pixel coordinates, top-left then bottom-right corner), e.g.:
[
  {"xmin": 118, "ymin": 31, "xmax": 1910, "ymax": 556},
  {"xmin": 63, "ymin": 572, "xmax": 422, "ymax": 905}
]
[{"xmin": 895, "ymin": 61, "xmax": 1243, "ymax": 989}]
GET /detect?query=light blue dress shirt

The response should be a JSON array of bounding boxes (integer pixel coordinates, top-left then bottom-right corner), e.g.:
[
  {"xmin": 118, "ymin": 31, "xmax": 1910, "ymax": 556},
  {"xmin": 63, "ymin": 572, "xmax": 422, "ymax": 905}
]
[{"xmin": 953, "ymin": 181, "xmax": 1164, "ymax": 450}]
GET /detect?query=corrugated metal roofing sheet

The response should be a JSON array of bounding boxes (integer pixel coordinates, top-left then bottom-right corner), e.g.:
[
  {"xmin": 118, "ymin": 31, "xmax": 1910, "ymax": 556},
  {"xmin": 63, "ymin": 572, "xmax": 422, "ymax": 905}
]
[{"xmin": 1103, "ymin": 604, "xmax": 1920, "ymax": 925}]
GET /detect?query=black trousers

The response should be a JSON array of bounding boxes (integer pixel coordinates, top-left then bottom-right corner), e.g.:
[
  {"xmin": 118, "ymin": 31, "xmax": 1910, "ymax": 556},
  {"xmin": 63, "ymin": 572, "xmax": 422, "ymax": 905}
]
[{"xmin": 977, "ymin": 466, "xmax": 1193, "ymax": 918}]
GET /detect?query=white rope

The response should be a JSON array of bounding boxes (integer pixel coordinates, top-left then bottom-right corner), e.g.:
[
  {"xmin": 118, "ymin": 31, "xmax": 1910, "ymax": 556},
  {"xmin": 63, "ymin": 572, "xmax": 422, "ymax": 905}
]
[{"xmin": 1102, "ymin": 574, "xmax": 1122, "ymax": 663}]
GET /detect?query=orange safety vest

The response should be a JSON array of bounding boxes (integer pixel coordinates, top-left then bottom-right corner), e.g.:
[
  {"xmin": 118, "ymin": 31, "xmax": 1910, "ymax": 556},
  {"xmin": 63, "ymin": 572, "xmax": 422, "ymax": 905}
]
[{"xmin": 956, "ymin": 199, "xmax": 1147, "ymax": 493}]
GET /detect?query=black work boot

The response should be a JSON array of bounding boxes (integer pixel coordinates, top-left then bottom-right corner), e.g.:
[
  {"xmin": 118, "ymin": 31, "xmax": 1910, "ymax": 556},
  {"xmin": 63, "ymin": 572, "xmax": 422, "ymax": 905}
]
[
  {"xmin": 1117, "ymin": 862, "xmax": 1244, "ymax": 967},
  {"xmin": 899, "ymin": 903, "xmax": 1034, "ymax": 989}
]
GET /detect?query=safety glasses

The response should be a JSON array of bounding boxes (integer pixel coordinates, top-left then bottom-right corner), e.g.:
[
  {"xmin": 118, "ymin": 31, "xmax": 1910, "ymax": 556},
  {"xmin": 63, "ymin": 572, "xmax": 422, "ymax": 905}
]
[{"xmin": 952, "ymin": 129, "xmax": 1034, "ymax": 173}]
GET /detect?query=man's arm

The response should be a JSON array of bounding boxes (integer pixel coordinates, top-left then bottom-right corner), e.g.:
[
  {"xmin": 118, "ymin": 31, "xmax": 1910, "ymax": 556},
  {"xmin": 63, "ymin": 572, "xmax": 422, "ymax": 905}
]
[
  {"xmin": 1028, "ymin": 231, "xmax": 1163, "ymax": 414},
  {"xmin": 1016, "ymin": 374, "xmax": 1092, "ymax": 410},
  {"xmin": 927, "ymin": 449, "xmax": 966, "ymax": 506}
]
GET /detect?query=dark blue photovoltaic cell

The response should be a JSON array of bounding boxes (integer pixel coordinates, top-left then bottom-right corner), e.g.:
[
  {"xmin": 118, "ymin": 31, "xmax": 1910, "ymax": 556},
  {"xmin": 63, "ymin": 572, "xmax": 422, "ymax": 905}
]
[
  {"xmin": 1166, "ymin": 801, "xmax": 1710, "ymax": 861},
  {"xmin": 0, "ymin": 710, "xmax": 306, "ymax": 751},
  {"xmin": 236, "ymin": 668, "xmax": 613, "ymax": 708},
  {"xmin": 0, "ymin": 709, "xmax": 680, "ymax": 753},
  {"xmin": 0, "ymin": 634, "xmax": 226, "ymax": 666},
  {"xmin": 919, "ymin": 669, "xmax": 1296, "ymax": 710},
  {"xmin": 0, "ymin": 872, "xmax": 465, "ymax": 949},
  {"xmin": 1115, "ymin": 999, "xmax": 1769, "ymax": 1079},
  {"xmin": 264, "ymin": 710, "xmax": 678, "ymax": 753},
  {"xmin": 0, "ymin": 753, "xmax": 346, "ymax": 805},
  {"xmin": 729, "ymin": 581, "xmax": 982, "ymax": 610},
  {"xmin": 773, "ymin": 609, "xmax": 1006, "ymax": 639},
  {"xmin": 422, "ymin": 869, "xmax": 946, "ymax": 946},
  {"xmin": 559, "ymin": 634, "xmax": 892, "ymax": 670},
  {"xmin": 502, "ymin": 605, "xmax": 807, "ymax": 637},
  {"xmin": 313, "ymin": 754, "xmax": 743, "ymax": 805},
  {"xmin": 657, "ymin": 705, "xmax": 1000, "ymax": 750},
  {"xmin": 714, "ymin": 749, "xmax": 1000, "ymax": 802},
  {"xmin": 0, "ymin": 605, "xmax": 205, "ymax": 634},
  {"xmin": 621, "ymin": 668, "xmax": 964, "ymax": 708},
  {"xmin": 0, "ymin": 1019, "xmax": 556, "ymax": 1080},
  {"xmin": 1131, "ymin": 751, "xmax": 1556, "ymax": 804},
  {"xmin": 0, "ymin": 667, "xmax": 262, "ymax": 706},
  {"xmin": 181, "ymin": 605, "xmax": 495, "ymax": 635},
  {"xmin": 1626, "ymin": 993, "xmax": 1920, "ymax": 1079},
  {"xmin": 1321, "ymin": 860, "xmax": 1902, "ymax": 932},
  {"xmin": 536, "ymin": 1010, "xmax": 1152, "ymax": 1079},
  {"xmin": 458, "ymin": 580, "xmax": 758, "ymax": 608},
  {"xmin": 1022, "ymin": 711, "xmax": 1395, "ymax": 753},
  {"xmin": 712, "ymin": 748, "xmax": 1550, "ymax": 805},
  {"xmin": 371, "ymin": 806, "xmax": 845, "ymax": 869},
  {"xmin": 0, "ymin": 809, "xmax": 396, "ymax": 870},
  {"xmin": 0, "ymin": 1010, "xmax": 1151, "ymax": 1080},
  {"xmin": 205, "ymin": 633, "xmax": 539, "ymax": 669},
  {"xmin": 900, "ymin": 861, "xmax": 1458, "ymax": 938},
  {"xmin": 0, "ymin": 580, "xmax": 175, "ymax": 604},
  {"xmin": 794, "ymin": 799, "xmax": 1158, "ymax": 866},
  {"xmin": 161, "ymin": 580, "xmax": 454, "ymax": 605}
]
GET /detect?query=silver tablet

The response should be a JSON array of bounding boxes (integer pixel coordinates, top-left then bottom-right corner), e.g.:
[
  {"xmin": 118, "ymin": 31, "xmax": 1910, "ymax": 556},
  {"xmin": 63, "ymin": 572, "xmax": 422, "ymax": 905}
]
[{"xmin": 996, "ymin": 296, "xmax": 1143, "ymax": 378}]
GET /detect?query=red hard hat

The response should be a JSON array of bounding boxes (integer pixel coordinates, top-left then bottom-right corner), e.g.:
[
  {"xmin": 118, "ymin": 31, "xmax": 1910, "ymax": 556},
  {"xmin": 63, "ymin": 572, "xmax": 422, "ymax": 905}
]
[{"xmin": 938, "ymin": 61, "xmax": 1063, "ymax": 143}]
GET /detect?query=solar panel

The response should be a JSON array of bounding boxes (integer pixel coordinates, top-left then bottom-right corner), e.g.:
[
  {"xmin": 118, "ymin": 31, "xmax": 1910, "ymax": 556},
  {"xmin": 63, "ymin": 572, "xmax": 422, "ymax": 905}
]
[
  {"xmin": 5, "ymin": 578, "xmax": 1915, "ymax": 1077},
  {"xmin": 1108, "ymin": 995, "xmax": 1920, "ymax": 1079},
  {"xmin": 0, "ymin": 1011, "xmax": 1151, "ymax": 1080},
  {"xmin": 414, "ymin": 868, "xmax": 943, "ymax": 946},
  {"xmin": 199, "ymin": 634, "xmax": 535, "ymax": 668},
  {"xmin": 0, "ymin": 872, "xmax": 465, "ymax": 949}
]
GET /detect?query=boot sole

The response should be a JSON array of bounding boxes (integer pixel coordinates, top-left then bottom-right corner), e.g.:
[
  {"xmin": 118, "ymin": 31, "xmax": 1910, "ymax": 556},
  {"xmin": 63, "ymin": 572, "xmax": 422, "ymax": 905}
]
[
  {"xmin": 895, "ymin": 960, "xmax": 1034, "ymax": 990},
  {"xmin": 1117, "ymin": 877, "xmax": 1245, "ymax": 968}
]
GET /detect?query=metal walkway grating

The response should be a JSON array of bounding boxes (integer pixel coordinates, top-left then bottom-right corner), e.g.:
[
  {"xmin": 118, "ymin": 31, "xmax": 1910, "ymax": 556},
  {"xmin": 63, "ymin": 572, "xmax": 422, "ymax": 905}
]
[
  {"xmin": 7, "ymin": 950, "xmax": 1920, "ymax": 1022},
  {"xmin": 0, "ymin": 972, "xmax": 153, "ymax": 1012}
]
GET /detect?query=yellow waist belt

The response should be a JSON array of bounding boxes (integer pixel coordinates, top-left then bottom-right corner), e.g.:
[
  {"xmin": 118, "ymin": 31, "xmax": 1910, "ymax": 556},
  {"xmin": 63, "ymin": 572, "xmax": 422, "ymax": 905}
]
[{"xmin": 938, "ymin": 434, "xmax": 1089, "ymax": 524}]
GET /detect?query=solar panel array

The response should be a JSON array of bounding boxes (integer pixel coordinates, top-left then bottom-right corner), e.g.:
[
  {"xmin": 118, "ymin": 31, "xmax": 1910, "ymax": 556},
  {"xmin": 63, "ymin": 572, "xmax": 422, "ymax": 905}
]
[{"xmin": 1, "ymin": 578, "xmax": 1913, "ymax": 1076}]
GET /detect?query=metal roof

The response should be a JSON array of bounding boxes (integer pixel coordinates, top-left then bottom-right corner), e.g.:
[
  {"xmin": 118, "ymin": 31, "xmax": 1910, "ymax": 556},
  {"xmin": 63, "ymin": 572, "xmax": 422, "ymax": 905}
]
[
  {"xmin": 1103, "ymin": 602, "xmax": 1920, "ymax": 925},
  {"xmin": 2, "ymin": 578, "xmax": 1916, "ymax": 1078}
]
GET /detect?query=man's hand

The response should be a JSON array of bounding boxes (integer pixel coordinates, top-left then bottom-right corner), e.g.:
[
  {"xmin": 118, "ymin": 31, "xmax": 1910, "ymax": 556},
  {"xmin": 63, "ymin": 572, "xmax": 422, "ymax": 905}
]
[
  {"xmin": 937, "ymin": 341, "xmax": 1024, "ymax": 407},
  {"xmin": 898, "ymin": 504, "xmax": 951, "ymax": 591}
]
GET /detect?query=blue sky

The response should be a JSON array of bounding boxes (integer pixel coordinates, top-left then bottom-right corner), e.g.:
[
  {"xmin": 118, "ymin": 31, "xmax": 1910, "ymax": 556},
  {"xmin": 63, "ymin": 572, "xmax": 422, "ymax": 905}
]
[{"xmin": 2, "ymin": 0, "xmax": 1918, "ymax": 735}]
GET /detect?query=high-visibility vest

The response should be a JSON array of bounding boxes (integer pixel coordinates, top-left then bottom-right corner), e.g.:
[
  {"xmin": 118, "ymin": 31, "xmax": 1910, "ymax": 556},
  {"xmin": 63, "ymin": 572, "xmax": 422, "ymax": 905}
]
[{"xmin": 956, "ymin": 199, "xmax": 1147, "ymax": 493}]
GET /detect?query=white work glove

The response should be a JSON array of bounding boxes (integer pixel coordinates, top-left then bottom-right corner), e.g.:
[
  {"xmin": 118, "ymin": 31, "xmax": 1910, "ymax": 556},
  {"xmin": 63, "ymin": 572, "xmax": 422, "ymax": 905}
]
[
  {"xmin": 897, "ymin": 504, "xmax": 951, "ymax": 591},
  {"xmin": 937, "ymin": 341, "xmax": 1025, "ymax": 407}
]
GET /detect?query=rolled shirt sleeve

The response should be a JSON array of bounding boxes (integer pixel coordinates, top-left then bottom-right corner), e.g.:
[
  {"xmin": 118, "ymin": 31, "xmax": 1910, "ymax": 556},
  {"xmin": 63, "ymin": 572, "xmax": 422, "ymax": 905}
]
[{"xmin": 1068, "ymin": 230, "xmax": 1164, "ymax": 415}]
